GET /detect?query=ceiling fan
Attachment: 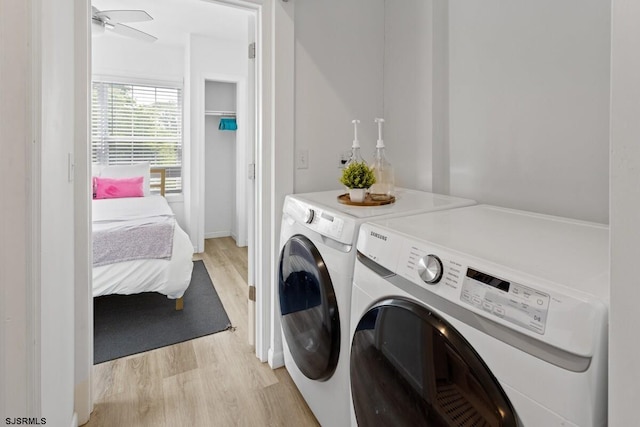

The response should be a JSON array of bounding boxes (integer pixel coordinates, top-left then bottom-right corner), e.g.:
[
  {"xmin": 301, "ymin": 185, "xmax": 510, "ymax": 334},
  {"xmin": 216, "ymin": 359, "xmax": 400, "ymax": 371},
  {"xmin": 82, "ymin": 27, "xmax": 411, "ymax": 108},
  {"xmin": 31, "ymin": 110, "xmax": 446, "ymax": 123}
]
[{"xmin": 91, "ymin": 6, "xmax": 157, "ymax": 43}]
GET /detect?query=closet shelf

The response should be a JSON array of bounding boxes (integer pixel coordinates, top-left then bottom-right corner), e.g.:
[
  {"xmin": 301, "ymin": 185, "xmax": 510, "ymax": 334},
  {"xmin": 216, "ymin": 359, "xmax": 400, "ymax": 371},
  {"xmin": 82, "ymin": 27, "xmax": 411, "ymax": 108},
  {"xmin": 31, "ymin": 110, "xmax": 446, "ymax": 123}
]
[{"xmin": 205, "ymin": 110, "xmax": 236, "ymax": 117}]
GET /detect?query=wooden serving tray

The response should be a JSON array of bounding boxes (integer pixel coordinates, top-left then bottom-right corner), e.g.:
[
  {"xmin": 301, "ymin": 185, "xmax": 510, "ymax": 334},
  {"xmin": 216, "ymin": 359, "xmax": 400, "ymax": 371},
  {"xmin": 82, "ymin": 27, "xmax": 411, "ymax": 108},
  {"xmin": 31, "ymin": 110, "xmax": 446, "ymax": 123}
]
[{"xmin": 337, "ymin": 193, "xmax": 396, "ymax": 206}]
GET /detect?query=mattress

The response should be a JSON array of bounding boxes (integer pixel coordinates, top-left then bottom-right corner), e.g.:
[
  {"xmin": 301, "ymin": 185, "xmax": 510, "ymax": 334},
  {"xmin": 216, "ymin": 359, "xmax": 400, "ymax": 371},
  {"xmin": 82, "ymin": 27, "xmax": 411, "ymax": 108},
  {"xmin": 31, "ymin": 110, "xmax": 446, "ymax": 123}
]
[{"xmin": 92, "ymin": 195, "xmax": 194, "ymax": 299}]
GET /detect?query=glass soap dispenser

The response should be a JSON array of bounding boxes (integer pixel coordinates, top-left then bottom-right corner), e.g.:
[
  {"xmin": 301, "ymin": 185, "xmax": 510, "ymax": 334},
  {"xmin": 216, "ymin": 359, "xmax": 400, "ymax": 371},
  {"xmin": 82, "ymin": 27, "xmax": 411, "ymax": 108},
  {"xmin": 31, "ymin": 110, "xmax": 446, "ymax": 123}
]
[
  {"xmin": 345, "ymin": 119, "xmax": 365, "ymax": 168},
  {"xmin": 369, "ymin": 118, "xmax": 395, "ymax": 200}
]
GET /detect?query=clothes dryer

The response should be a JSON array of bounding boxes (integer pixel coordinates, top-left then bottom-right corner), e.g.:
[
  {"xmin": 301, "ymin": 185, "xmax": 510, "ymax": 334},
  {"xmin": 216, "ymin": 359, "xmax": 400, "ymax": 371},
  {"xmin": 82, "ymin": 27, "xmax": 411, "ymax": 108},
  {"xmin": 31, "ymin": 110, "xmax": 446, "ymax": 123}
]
[
  {"xmin": 278, "ymin": 189, "xmax": 475, "ymax": 426},
  {"xmin": 350, "ymin": 205, "xmax": 608, "ymax": 427}
]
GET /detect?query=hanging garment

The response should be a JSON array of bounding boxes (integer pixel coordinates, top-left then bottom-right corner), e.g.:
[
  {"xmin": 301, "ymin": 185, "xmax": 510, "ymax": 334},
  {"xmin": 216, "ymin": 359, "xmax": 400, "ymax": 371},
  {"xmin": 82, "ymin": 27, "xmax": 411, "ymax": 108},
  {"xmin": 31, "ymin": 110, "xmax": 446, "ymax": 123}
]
[{"xmin": 219, "ymin": 117, "xmax": 238, "ymax": 131}]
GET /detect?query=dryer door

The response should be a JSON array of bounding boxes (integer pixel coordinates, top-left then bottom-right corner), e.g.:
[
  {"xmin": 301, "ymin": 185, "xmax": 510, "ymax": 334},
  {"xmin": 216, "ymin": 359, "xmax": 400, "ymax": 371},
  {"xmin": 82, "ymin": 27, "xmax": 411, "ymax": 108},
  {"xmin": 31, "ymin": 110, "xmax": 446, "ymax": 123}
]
[
  {"xmin": 351, "ymin": 297, "xmax": 519, "ymax": 427},
  {"xmin": 278, "ymin": 234, "xmax": 340, "ymax": 381}
]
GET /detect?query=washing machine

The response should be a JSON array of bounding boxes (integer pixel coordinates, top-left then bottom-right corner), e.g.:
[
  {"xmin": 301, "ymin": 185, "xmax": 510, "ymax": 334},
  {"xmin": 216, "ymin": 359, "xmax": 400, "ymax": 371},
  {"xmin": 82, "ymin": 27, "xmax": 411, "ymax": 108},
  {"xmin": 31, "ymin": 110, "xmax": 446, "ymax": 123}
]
[
  {"xmin": 350, "ymin": 205, "xmax": 609, "ymax": 427},
  {"xmin": 278, "ymin": 188, "xmax": 476, "ymax": 427}
]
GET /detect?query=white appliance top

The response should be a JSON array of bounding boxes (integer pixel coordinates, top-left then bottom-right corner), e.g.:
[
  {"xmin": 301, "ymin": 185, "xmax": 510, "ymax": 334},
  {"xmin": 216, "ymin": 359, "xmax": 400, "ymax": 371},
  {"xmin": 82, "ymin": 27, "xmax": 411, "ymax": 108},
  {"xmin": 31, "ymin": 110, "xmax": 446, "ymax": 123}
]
[
  {"xmin": 293, "ymin": 188, "xmax": 475, "ymax": 220},
  {"xmin": 367, "ymin": 204, "xmax": 609, "ymax": 301}
]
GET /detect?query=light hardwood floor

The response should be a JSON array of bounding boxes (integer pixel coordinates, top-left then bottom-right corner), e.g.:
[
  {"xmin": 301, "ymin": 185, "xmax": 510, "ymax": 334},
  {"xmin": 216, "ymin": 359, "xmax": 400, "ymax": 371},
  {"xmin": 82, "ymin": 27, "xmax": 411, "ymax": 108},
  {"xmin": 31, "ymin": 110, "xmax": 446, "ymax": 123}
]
[{"xmin": 85, "ymin": 237, "xmax": 319, "ymax": 427}]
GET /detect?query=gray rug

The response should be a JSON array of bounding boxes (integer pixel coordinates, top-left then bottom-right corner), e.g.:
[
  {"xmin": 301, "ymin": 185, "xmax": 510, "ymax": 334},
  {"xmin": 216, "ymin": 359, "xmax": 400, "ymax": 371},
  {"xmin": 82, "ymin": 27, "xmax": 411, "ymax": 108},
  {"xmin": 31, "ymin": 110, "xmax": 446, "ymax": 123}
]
[{"xmin": 94, "ymin": 260, "xmax": 232, "ymax": 364}]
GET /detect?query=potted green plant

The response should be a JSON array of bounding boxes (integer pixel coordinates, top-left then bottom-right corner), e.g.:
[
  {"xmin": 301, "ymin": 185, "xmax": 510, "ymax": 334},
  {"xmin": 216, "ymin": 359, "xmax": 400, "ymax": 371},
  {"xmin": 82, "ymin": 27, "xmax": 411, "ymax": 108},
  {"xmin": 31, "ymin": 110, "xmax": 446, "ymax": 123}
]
[{"xmin": 340, "ymin": 161, "xmax": 376, "ymax": 202}]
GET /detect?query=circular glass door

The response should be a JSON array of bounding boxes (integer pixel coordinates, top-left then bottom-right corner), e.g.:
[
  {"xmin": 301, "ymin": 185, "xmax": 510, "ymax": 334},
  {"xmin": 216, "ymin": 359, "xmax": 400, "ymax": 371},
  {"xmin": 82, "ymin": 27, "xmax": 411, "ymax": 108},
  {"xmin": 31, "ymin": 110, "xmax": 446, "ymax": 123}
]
[
  {"xmin": 279, "ymin": 234, "xmax": 340, "ymax": 381},
  {"xmin": 351, "ymin": 297, "xmax": 519, "ymax": 427}
]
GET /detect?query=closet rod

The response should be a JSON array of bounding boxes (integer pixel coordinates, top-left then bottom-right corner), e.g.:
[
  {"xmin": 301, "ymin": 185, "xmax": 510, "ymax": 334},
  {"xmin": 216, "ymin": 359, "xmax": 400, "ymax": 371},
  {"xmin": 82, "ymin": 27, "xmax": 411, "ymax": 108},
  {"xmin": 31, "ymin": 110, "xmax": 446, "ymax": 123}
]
[{"xmin": 205, "ymin": 110, "xmax": 236, "ymax": 117}]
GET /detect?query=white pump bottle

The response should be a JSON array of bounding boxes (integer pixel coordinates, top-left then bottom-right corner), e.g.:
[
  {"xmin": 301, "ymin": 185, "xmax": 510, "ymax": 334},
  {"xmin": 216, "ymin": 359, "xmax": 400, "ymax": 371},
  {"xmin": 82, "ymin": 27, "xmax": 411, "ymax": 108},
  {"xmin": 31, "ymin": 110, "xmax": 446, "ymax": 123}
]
[{"xmin": 369, "ymin": 118, "xmax": 395, "ymax": 199}]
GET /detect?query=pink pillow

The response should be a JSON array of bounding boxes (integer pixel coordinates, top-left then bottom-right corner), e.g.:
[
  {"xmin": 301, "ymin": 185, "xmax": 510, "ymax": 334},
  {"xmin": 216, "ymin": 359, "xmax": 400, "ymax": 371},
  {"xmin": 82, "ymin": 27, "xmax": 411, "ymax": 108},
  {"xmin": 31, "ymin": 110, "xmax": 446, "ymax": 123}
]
[{"xmin": 94, "ymin": 176, "xmax": 144, "ymax": 199}]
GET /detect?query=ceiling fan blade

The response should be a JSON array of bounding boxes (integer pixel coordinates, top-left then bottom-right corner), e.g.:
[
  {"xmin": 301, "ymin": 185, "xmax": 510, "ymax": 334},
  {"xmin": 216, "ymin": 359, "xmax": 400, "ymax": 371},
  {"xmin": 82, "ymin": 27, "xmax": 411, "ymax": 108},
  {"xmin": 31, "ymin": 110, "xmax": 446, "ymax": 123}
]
[
  {"xmin": 110, "ymin": 23, "xmax": 157, "ymax": 43},
  {"xmin": 95, "ymin": 10, "xmax": 152, "ymax": 24}
]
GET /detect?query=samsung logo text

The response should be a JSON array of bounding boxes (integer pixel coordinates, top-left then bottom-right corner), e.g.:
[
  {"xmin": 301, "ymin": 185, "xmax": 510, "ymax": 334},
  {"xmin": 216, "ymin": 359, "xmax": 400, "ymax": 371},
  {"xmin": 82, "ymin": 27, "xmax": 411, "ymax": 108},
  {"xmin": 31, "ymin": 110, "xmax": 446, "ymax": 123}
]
[{"xmin": 370, "ymin": 231, "xmax": 388, "ymax": 241}]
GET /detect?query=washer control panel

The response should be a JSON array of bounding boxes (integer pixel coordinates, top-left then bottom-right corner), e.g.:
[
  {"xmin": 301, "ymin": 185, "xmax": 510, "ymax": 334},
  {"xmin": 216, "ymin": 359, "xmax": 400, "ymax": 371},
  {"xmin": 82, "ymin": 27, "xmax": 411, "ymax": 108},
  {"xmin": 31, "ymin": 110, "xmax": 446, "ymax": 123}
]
[
  {"xmin": 303, "ymin": 209, "xmax": 345, "ymax": 240},
  {"xmin": 283, "ymin": 198, "xmax": 346, "ymax": 241},
  {"xmin": 460, "ymin": 268, "xmax": 550, "ymax": 335}
]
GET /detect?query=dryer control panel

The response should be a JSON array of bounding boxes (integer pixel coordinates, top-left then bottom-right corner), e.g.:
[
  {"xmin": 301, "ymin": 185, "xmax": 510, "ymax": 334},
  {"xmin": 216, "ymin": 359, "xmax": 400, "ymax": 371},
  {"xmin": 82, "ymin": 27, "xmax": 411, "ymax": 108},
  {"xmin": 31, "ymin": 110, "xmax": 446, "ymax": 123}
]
[{"xmin": 460, "ymin": 268, "xmax": 550, "ymax": 335}]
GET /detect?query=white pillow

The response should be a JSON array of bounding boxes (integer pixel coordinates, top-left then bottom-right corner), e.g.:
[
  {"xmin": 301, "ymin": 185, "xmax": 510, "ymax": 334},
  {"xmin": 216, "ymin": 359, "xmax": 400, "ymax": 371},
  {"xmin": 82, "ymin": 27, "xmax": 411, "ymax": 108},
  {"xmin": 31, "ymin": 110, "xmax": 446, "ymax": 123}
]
[
  {"xmin": 99, "ymin": 163, "xmax": 151, "ymax": 196},
  {"xmin": 91, "ymin": 164, "xmax": 104, "ymax": 178}
]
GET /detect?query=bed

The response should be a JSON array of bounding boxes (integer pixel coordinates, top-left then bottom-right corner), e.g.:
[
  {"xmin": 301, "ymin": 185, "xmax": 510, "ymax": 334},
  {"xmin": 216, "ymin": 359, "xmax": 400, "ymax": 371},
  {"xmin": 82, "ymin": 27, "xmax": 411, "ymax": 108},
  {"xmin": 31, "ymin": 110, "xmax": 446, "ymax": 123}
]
[{"xmin": 92, "ymin": 166, "xmax": 194, "ymax": 310}]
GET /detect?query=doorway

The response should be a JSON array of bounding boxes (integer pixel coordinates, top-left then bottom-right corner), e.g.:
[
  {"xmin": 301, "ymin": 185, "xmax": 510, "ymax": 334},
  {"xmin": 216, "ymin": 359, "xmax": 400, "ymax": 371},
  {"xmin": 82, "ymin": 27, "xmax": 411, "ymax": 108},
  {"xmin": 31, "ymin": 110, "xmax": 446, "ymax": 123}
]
[
  {"xmin": 81, "ymin": 0, "xmax": 263, "ymax": 423},
  {"xmin": 22, "ymin": 0, "xmax": 296, "ymax": 423}
]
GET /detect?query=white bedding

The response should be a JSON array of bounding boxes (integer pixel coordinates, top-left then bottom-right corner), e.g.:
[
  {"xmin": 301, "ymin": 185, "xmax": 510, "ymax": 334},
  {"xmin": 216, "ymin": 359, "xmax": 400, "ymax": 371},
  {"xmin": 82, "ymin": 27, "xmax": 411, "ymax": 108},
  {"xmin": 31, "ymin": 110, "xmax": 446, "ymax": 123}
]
[
  {"xmin": 92, "ymin": 196, "xmax": 194, "ymax": 299},
  {"xmin": 93, "ymin": 195, "xmax": 174, "ymax": 224}
]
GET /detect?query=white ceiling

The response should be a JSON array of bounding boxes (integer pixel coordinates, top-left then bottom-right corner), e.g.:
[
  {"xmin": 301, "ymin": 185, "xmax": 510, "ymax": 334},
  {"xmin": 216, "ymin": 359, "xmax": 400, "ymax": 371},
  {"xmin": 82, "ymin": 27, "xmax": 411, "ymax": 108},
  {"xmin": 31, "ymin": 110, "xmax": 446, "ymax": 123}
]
[{"xmin": 92, "ymin": 0, "xmax": 250, "ymax": 48}]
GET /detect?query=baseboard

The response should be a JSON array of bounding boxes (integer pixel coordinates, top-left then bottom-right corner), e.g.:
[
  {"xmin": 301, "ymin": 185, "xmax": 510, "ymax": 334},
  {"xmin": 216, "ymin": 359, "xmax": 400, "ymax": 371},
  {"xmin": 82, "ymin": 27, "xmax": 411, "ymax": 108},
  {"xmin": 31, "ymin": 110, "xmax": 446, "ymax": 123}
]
[
  {"xmin": 268, "ymin": 347, "xmax": 284, "ymax": 369},
  {"xmin": 229, "ymin": 233, "xmax": 248, "ymax": 247},
  {"xmin": 74, "ymin": 379, "xmax": 91, "ymax": 425},
  {"xmin": 204, "ymin": 231, "xmax": 231, "ymax": 239}
]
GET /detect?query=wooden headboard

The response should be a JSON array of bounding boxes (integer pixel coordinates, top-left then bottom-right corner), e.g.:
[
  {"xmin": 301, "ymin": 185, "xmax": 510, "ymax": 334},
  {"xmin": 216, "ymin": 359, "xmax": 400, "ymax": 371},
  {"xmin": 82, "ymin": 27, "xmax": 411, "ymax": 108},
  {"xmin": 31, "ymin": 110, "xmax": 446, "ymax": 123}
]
[{"xmin": 150, "ymin": 168, "xmax": 166, "ymax": 196}]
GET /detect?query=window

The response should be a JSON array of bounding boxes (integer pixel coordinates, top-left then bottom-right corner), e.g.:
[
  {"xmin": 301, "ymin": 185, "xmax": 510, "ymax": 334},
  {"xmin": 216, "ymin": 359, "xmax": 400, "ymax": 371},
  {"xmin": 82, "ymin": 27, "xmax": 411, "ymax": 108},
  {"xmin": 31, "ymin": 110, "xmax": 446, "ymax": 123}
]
[{"xmin": 92, "ymin": 81, "xmax": 183, "ymax": 193}]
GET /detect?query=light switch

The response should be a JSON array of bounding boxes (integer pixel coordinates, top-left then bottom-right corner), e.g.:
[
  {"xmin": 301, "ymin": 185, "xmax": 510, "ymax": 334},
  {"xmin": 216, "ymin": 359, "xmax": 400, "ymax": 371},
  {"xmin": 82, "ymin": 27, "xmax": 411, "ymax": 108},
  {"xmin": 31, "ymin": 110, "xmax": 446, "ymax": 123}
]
[{"xmin": 296, "ymin": 149, "xmax": 309, "ymax": 169}]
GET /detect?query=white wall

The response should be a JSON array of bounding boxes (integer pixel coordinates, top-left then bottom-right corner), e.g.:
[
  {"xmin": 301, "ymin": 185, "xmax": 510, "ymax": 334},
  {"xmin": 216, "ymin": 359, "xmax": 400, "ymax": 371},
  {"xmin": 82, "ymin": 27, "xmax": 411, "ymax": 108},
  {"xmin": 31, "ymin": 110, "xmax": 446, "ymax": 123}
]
[
  {"xmin": 610, "ymin": 0, "xmax": 640, "ymax": 423},
  {"xmin": 1, "ymin": 0, "xmax": 32, "ymax": 419},
  {"xmin": 206, "ymin": 80, "xmax": 237, "ymax": 111},
  {"xmin": 40, "ymin": 0, "xmax": 77, "ymax": 424},
  {"xmin": 384, "ymin": 1, "xmax": 610, "ymax": 219},
  {"xmin": 383, "ymin": 0, "xmax": 435, "ymax": 191},
  {"xmin": 447, "ymin": 0, "xmax": 610, "ymax": 223},
  {"xmin": 204, "ymin": 81, "xmax": 237, "ymax": 239},
  {"xmin": 204, "ymin": 117, "xmax": 236, "ymax": 238},
  {"xmin": 92, "ymin": 36, "xmax": 184, "ymax": 82},
  {"xmin": 294, "ymin": 0, "xmax": 385, "ymax": 193}
]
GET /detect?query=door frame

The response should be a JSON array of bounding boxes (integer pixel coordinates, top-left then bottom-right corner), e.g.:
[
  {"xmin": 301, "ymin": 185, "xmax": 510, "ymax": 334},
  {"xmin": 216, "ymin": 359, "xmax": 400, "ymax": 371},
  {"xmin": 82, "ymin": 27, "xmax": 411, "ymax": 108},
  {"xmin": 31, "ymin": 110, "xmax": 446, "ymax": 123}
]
[
  {"xmin": 75, "ymin": 0, "xmax": 294, "ymax": 420},
  {"xmin": 198, "ymin": 0, "xmax": 295, "ymax": 366}
]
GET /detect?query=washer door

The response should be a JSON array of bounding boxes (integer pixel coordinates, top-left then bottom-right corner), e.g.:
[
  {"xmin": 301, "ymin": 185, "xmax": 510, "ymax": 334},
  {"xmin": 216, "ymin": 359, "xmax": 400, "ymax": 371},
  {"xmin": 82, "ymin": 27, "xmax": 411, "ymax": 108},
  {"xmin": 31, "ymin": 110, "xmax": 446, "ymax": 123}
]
[
  {"xmin": 351, "ymin": 297, "xmax": 519, "ymax": 427},
  {"xmin": 279, "ymin": 234, "xmax": 340, "ymax": 381}
]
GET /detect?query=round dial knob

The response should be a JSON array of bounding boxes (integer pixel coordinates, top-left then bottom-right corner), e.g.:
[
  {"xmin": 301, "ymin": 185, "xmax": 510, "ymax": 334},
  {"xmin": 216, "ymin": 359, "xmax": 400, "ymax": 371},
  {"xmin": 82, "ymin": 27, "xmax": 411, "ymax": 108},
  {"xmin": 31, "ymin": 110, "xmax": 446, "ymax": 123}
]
[
  {"xmin": 304, "ymin": 209, "xmax": 315, "ymax": 224},
  {"xmin": 417, "ymin": 254, "xmax": 443, "ymax": 284}
]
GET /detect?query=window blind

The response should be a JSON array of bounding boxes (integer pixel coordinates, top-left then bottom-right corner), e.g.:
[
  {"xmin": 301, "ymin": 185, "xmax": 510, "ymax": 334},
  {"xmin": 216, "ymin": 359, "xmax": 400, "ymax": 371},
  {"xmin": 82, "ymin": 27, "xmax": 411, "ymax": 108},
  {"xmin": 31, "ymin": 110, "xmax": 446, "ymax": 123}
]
[{"xmin": 91, "ymin": 81, "xmax": 183, "ymax": 193}]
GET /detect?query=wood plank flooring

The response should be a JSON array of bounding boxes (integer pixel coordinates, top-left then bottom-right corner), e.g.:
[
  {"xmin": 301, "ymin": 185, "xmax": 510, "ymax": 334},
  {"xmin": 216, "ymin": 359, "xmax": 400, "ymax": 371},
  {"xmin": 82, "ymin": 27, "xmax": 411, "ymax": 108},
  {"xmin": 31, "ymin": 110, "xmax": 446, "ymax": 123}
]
[{"xmin": 85, "ymin": 237, "xmax": 319, "ymax": 427}]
